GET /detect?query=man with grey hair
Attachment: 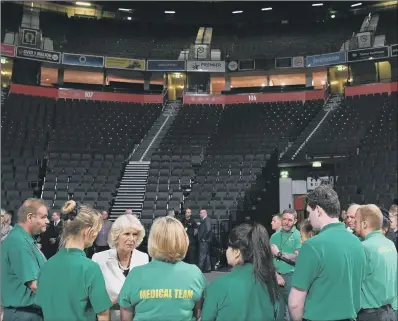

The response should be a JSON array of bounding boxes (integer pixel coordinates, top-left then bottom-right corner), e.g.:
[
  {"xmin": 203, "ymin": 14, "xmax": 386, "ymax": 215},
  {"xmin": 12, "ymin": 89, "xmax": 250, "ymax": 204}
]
[
  {"xmin": 1, "ymin": 198, "xmax": 49, "ymax": 321},
  {"xmin": 288, "ymin": 185, "xmax": 366, "ymax": 321}
]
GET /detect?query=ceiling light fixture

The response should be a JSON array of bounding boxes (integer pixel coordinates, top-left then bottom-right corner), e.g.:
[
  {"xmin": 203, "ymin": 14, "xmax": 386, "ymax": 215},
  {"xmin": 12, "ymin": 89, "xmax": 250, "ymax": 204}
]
[
  {"xmin": 165, "ymin": 10, "xmax": 175, "ymax": 14},
  {"xmin": 312, "ymin": 3, "xmax": 324, "ymax": 6},
  {"xmin": 75, "ymin": 2, "xmax": 91, "ymax": 7},
  {"xmin": 351, "ymin": 2, "xmax": 362, "ymax": 7},
  {"xmin": 232, "ymin": 10, "xmax": 243, "ymax": 14},
  {"xmin": 118, "ymin": 8, "xmax": 132, "ymax": 12},
  {"xmin": 261, "ymin": 7, "xmax": 272, "ymax": 11},
  {"xmin": 127, "ymin": 16, "xmax": 132, "ymax": 20},
  {"xmin": 331, "ymin": 14, "xmax": 336, "ymax": 18}
]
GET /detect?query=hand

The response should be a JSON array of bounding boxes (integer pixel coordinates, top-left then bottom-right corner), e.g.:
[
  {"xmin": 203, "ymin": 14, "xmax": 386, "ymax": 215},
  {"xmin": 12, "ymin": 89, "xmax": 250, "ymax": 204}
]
[
  {"xmin": 271, "ymin": 244, "xmax": 280, "ymax": 256},
  {"xmin": 49, "ymin": 238, "xmax": 56, "ymax": 244},
  {"xmin": 276, "ymin": 273, "xmax": 285, "ymax": 286},
  {"xmin": 194, "ymin": 229, "xmax": 198, "ymax": 235}
]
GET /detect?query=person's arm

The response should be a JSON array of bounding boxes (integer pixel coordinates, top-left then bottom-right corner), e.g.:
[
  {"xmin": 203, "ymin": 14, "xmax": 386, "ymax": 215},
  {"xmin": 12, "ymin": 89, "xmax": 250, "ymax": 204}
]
[
  {"xmin": 289, "ymin": 288, "xmax": 307, "ymax": 321},
  {"xmin": 203, "ymin": 218, "xmax": 212, "ymax": 242},
  {"xmin": 97, "ymin": 309, "xmax": 110, "ymax": 321},
  {"xmin": 194, "ymin": 298, "xmax": 203, "ymax": 320},
  {"xmin": 120, "ymin": 307, "xmax": 134, "ymax": 321},
  {"xmin": 278, "ymin": 249, "xmax": 300, "ymax": 266},
  {"xmin": 288, "ymin": 242, "xmax": 320, "ymax": 321},
  {"xmin": 10, "ymin": 245, "xmax": 41, "ymax": 291},
  {"xmin": 88, "ymin": 264, "xmax": 113, "ymax": 319}
]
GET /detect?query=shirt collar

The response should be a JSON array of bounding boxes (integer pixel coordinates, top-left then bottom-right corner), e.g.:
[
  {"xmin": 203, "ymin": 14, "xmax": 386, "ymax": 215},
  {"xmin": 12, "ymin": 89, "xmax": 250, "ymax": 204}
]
[
  {"xmin": 320, "ymin": 222, "xmax": 345, "ymax": 234},
  {"xmin": 14, "ymin": 224, "xmax": 36, "ymax": 244},
  {"xmin": 59, "ymin": 248, "xmax": 86, "ymax": 257},
  {"xmin": 364, "ymin": 230, "xmax": 383, "ymax": 241}
]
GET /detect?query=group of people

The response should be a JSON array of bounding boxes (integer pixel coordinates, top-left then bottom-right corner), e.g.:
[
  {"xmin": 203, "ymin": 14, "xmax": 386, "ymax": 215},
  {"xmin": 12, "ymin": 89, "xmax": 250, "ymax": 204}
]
[{"xmin": 1, "ymin": 184, "xmax": 397, "ymax": 321}]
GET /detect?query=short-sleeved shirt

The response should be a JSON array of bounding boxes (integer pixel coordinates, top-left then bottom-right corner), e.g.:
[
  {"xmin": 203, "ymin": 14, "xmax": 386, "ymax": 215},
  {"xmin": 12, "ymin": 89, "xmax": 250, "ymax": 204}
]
[
  {"xmin": 36, "ymin": 248, "xmax": 112, "ymax": 321},
  {"xmin": 270, "ymin": 226, "xmax": 301, "ymax": 274},
  {"xmin": 118, "ymin": 259, "xmax": 206, "ymax": 321},
  {"xmin": 201, "ymin": 263, "xmax": 279, "ymax": 321},
  {"xmin": 361, "ymin": 230, "xmax": 398, "ymax": 309},
  {"xmin": 1, "ymin": 224, "xmax": 47, "ymax": 308},
  {"xmin": 292, "ymin": 222, "xmax": 366, "ymax": 321}
]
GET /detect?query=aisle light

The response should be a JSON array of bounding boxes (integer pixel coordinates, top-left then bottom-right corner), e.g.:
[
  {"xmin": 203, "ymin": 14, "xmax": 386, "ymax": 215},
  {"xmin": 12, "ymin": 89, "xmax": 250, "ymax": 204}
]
[
  {"xmin": 232, "ymin": 10, "xmax": 243, "ymax": 14},
  {"xmin": 351, "ymin": 3, "xmax": 362, "ymax": 7},
  {"xmin": 75, "ymin": 2, "xmax": 91, "ymax": 6},
  {"xmin": 312, "ymin": 3, "xmax": 324, "ymax": 6},
  {"xmin": 262, "ymin": 7, "xmax": 272, "ymax": 11}
]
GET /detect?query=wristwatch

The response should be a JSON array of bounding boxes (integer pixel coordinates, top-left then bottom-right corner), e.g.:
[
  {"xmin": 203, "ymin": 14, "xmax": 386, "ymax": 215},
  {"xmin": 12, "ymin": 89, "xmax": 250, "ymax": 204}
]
[{"xmin": 276, "ymin": 252, "xmax": 282, "ymax": 259}]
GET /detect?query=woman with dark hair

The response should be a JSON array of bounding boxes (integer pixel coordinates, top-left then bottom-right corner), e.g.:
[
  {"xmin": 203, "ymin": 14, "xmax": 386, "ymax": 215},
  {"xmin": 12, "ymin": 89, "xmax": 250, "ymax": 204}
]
[{"xmin": 201, "ymin": 223, "xmax": 279, "ymax": 321}]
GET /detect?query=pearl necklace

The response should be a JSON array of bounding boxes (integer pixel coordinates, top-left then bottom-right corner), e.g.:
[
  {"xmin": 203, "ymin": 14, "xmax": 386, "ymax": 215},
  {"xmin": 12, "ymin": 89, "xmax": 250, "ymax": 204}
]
[{"xmin": 117, "ymin": 252, "xmax": 131, "ymax": 271}]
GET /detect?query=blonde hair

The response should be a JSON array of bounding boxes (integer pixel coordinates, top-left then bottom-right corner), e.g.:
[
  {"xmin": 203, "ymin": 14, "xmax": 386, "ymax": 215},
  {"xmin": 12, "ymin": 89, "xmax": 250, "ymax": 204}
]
[
  {"xmin": 60, "ymin": 201, "xmax": 103, "ymax": 247},
  {"xmin": 148, "ymin": 216, "xmax": 188, "ymax": 263},
  {"xmin": 108, "ymin": 214, "xmax": 145, "ymax": 249},
  {"xmin": 389, "ymin": 204, "xmax": 398, "ymax": 216},
  {"xmin": 1, "ymin": 209, "xmax": 12, "ymax": 227},
  {"xmin": 17, "ymin": 198, "xmax": 48, "ymax": 223},
  {"xmin": 357, "ymin": 204, "xmax": 383, "ymax": 230}
]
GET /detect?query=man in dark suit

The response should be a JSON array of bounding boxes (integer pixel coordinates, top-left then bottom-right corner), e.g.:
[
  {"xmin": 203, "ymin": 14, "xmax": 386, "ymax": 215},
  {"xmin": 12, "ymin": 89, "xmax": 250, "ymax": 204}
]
[
  {"xmin": 181, "ymin": 208, "xmax": 198, "ymax": 264},
  {"xmin": 41, "ymin": 211, "xmax": 63, "ymax": 259},
  {"xmin": 197, "ymin": 209, "xmax": 212, "ymax": 273}
]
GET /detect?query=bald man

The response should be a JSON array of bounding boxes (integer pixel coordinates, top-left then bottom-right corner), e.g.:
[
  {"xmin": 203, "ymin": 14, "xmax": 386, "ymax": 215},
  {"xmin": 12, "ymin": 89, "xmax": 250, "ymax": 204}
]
[
  {"xmin": 346, "ymin": 204, "xmax": 361, "ymax": 231},
  {"xmin": 354, "ymin": 204, "xmax": 397, "ymax": 321}
]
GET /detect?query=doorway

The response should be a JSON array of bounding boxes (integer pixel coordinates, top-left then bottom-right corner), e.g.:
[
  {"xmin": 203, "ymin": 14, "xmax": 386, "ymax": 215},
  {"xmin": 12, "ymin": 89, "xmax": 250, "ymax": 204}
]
[
  {"xmin": 328, "ymin": 65, "xmax": 348, "ymax": 94},
  {"xmin": 167, "ymin": 73, "xmax": 186, "ymax": 101}
]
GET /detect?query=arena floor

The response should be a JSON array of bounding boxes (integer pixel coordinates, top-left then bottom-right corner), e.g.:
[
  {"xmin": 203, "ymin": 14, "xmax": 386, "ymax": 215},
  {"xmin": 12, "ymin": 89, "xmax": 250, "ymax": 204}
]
[{"xmin": 205, "ymin": 267, "xmax": 231, "ymax": 284}]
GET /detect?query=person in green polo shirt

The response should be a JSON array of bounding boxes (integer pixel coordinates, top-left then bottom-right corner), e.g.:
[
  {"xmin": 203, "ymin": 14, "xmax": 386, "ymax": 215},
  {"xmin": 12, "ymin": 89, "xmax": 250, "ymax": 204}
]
[
  {"xmin": 36, "ymin": 201, "xmax": 112, "ymax": 321},
  {"xmin": 270, "ymin": 208, "xmax": 301, "ymax": 321},
  {"xmin": 354, "ymin": 204, "xmax": 397, "ymax": 321},
  {"xmin": 118, "ymin": 216, "xmax": 206, "ymax": 321},
  {"xmin": 289, "ymin": 185, "xmax": 366, "ymax": 321},
  {"xmin": 201, "ymin": 222, "xmax": 280, "ymax": 321},
  {"xmin": 1, "ymin": 198, "xmax": 49, "ymax": 321}
]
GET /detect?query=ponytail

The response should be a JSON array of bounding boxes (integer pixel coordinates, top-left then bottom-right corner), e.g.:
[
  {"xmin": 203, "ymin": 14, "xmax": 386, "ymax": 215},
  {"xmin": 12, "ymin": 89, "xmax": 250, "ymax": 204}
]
[
  {"xmin": 251, "ymin": 224, "xmax": 279, "ymax": 306},
  {"xmin": 229, "ymin": 223, "xmax": 279, "ymax": 307}
]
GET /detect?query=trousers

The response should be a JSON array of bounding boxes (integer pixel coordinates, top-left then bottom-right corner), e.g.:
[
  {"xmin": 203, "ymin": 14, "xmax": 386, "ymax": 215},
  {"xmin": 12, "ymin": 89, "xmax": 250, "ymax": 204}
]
[
  {"xmin": 3, "ymin": 307, "xmax": 43, "ymax": 321},
  {"xmin": 357, "ymin": 304, "xmax": 396, "ymax": 321},
  {"xmin": 277, "ymin": 272, "xmax": 293, "ymax": 321}
]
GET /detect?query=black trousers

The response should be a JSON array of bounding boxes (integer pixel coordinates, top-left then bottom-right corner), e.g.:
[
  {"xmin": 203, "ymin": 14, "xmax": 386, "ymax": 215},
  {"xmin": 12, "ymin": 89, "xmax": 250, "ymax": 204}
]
[
  {"xmin": 185, "ymin": 245, "xmax": 197, "ymax": 265},
  {"xmin": 198, "ymin": 241, "xmax": 211, "ymax": 272},
  {"xmin": 357, "ymin": 304, "xmax": 396, "ymax": 321}
]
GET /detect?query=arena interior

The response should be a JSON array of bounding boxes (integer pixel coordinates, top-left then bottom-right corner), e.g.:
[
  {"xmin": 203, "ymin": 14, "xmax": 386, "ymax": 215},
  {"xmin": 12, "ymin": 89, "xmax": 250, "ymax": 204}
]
[{"xmin": 0, "ymin": 0, "xmax": 397, "ymax": 319}]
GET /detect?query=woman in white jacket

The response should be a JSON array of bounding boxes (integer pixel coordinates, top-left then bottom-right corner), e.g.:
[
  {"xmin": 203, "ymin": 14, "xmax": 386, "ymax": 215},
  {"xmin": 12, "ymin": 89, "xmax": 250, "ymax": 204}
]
[{"xmin": 92, "ymin": 214, "xmax": 149, "ymax": 321}]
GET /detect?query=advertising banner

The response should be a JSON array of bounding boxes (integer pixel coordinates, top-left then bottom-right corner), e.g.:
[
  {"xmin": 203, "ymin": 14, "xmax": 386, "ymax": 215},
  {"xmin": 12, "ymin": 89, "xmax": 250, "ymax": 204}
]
[
  {"xmin": 105, "ymin": 57, "xmax": 145, "ymax": 71},
  {"xmin": 186, "ymin": 60, "xmax": 225, "ymax": 72},
  {"xmin": 183, "ymin": 89, "xmax": 324, "ymax": 105},
  {"xmin": 147, "ymin": 60, "xmax": 186, "ymax": 72},
  {"xmin": 347, "ymin": 46, "xmax": 389, "ymax": 62},
  {"xmin": 62, "ymin": 53, "xmax": 104, "ymax": 68},
  {"xmin": 1, "ymin": 43, "xmax": 15, "ymax": 57},
  {"xmin": 292, "ymin": 56, "xmax": 305, "ymax": 68},
  {"xmin": 16, "ymin": 46, "xmax": 61, "ymax": 63},
  {"xmin": 306, "ymin": 51, "xmax": 346, "ymax": 67},
  {"xmin": 9, "ymin": 84, "xmax": 163, "ymax": 104},
  {"xmin": 21, "ymin": 28, "xmax": 38, "ymax": 46},
  {"xmin": 390, "ymin": 44, "xmax": 397, "ymax": 57},
  {"xmin": 275, "ymin": 57, "xmax": 292, "ymax": 68}
]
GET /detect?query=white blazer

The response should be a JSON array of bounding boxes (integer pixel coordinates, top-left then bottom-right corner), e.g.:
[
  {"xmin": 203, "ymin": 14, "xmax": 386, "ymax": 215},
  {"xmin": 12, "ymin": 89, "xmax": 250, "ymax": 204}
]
[{"xmin": 92, "ymin": 248, "xmax": 149, "ymax": 321}]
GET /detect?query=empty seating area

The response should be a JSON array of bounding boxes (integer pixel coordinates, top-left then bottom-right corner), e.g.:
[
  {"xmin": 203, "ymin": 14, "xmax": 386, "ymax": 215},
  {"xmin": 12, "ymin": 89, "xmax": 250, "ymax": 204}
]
[
  {"xmin": 335, "ymin": 92, "xmax": 397, "ymax": 208},
  {"xmin": 296, "ymin": 94, "xmax": 387, "ymax": 159},
  {"xmin": 141, "ymin": 104, "xmax": 223, "ymax": 219},
  {"xmin": 185, "ymin": 100, "xmax": 324, "ymax": 218},
  {"xmin": 42, "ymin": 153, "xmax": 125, "ymax": 210},
  {"xmin": 1, "ymin": 92, "xmax": 162, "ymax": 213}
]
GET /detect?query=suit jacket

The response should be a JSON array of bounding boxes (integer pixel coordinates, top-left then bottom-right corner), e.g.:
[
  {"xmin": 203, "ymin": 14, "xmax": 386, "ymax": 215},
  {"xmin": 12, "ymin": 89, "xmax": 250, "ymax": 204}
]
[
  {"xmin": 92, "ymin": 248, "xmax": 149, "ymax": 321},
  {"xmin": 181, "ymin": 217, "xmax": 198, "ymax": 247},
  {"xmin": 198, "ymin": 216, "xmax": 212, "ymax": 243}
]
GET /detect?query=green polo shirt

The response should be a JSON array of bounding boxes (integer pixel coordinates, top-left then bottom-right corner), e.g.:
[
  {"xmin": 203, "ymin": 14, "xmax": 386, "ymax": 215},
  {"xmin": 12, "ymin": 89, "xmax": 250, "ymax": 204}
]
[
  {"xmin": 361, "ymin": 230, "xmax": 397, "ymax": 309},
  {"xmin": 292, "ymin": 222, "xmax": 366, "ymax": 321},
  {"xmin": 201, "ymin": 263, "xmax": 279, "ymax": 321},
  {"xmin": 118, "ymin": 259, "xmax": 206, "ymax": 321},
  {"xmin": 270, "ymin": 226, "xmax": 301, "ymax": 274},
  {"xmin": 0, "ymin": 224, "xmax": 47, "ymax": 308},
  {"xmin": 36, "ymin": 248, "xmax": 112, "ymax": 321}
]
